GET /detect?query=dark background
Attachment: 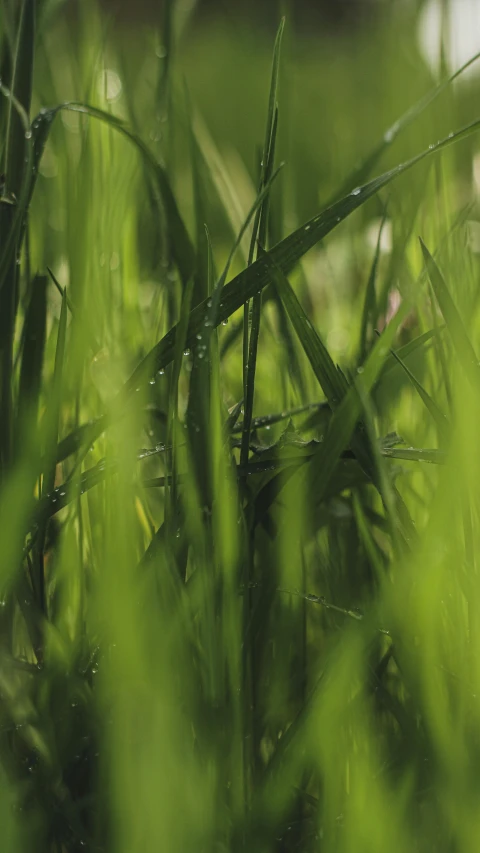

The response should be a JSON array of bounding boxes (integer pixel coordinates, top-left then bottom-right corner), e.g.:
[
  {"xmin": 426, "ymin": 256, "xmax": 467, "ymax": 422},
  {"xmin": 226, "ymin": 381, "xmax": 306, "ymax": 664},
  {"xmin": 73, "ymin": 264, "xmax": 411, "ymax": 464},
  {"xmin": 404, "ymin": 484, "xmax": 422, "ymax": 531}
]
[{"xmin": 99, "ymin": 0, "xmax": 382, "ymax": 31}]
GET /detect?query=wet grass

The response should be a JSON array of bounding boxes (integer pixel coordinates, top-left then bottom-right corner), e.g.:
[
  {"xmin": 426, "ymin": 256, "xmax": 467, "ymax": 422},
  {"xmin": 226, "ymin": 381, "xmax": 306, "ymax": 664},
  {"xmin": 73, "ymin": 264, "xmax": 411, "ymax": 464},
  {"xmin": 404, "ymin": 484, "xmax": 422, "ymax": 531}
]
[{"xmin": 2, "ymin": 1, "xmax": 480, "ymax": 851}]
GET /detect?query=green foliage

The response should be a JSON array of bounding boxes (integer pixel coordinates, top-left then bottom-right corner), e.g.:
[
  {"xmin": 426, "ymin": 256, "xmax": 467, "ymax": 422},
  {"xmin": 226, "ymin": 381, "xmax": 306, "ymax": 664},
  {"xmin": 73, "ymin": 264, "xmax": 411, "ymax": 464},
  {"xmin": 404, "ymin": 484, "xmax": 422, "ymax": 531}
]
[{"xmin": 2, "ymin": 2, "xmax": 480, "ymax": 852}]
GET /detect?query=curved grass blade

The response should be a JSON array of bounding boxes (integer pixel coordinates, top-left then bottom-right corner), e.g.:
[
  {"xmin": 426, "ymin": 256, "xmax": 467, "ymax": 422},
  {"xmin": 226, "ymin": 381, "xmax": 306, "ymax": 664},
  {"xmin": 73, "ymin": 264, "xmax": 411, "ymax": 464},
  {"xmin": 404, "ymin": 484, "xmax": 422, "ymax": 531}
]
[{"xmin": 0, "ymin": 98, "xmax": 195, "ymax": 297}]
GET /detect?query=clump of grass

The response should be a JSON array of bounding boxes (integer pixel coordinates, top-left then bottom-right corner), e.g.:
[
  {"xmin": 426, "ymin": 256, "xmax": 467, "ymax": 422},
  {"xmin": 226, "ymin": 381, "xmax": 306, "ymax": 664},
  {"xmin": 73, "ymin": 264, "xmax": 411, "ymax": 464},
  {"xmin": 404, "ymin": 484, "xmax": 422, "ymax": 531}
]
[{"xmin": 2, "ymin": 1, "xmax": 480, "ymax": 851}]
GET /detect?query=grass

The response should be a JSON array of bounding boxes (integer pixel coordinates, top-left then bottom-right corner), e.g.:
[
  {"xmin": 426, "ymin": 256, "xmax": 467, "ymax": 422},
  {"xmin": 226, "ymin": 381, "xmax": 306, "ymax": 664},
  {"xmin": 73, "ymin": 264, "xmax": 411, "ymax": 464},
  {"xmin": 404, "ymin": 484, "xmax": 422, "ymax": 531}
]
[{"xmin": 2, "ymin": 0, "xmax": 480, "ymax": 850}]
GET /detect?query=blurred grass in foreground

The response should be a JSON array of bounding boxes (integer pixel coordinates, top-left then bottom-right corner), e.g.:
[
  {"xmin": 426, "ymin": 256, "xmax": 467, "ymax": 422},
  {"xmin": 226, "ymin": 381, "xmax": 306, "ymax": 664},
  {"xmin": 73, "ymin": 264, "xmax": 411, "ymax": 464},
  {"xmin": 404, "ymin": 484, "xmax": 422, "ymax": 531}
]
[{"xmin": 2, "ymin": 0, "xmax": 480, "ymax": 850}]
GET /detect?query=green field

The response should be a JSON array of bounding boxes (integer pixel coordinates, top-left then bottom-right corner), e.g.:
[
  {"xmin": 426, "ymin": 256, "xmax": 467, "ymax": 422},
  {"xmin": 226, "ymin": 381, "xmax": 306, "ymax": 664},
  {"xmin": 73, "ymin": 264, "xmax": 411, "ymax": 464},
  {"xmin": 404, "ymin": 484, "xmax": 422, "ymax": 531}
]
[{"xmin": 2, "ymin": 1, "xmax": 480, "ymax": 850}]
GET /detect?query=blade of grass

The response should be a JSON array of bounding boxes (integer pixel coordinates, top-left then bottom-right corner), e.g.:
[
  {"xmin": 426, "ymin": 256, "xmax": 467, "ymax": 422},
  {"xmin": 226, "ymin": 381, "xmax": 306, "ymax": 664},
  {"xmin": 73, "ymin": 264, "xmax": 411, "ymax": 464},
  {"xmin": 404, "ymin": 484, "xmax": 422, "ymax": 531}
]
[
  {"xmin": 420, "ymin": 238, "xmax": 480, "ymax": 392},
  {"xmin": 241, "ymin": 20, "xmax": 284, "ymax": 481},
  {"xmin": 388, "ymin": 343, "xmax": 450, "ymax": 443},
  {"xmin": 34, "ymin": 288, "xmax": 67, "ymax": 626},
  {"xmin": 17, "ymin": 273, "xmax": 48, "ymax": 440},
  {"xmin": 329, "ymin": 48, "xmax": 480, "ymax": 203},
  {"xmin": 359, "ymin": 211, "xmax": 387, "ymax": 362}
]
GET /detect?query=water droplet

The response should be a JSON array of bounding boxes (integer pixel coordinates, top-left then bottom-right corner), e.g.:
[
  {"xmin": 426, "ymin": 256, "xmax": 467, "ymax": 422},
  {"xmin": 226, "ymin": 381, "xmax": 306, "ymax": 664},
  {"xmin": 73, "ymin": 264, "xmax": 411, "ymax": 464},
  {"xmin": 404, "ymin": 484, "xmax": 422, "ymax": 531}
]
[
  {"xmin": 356, "ymin": 366, "xmax": 364, "ymax": 374},
  {"xmin": 183, "ymin": 348, "xmax": 191, "ymax": 356},
  {"xmin": 25, "ymin": 129, "xmax": 32, "ymax": 140},
  {"xmin": 305, "ymin": 224, "xmax": 311, "ymax": 231},
  {"xmin": 351, "ymin": 187, "xmax": 361, "ymax": 196},
  {"xmin": 149, "ymin": 378, "xmax": 155, "ymax": 385},
  {"xmin": 157, "ymin": 368, "xmax": 165, "ymax": 376},
  {"xmin": 221, "ymin": 319, "xmax": 228, "ymax": 326},
  {"xmin": 156, "ymin": 45, "xmax": 167, "ymax": 59}
]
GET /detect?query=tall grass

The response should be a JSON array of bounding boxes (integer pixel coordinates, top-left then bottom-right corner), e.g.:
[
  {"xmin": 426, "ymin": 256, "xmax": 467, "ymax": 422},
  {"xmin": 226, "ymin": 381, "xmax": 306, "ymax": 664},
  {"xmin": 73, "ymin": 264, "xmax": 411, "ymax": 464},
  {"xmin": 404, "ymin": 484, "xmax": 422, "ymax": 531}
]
[{"xmin": 2, "ymin": 1, "xmax": 480, "ymax": 851}]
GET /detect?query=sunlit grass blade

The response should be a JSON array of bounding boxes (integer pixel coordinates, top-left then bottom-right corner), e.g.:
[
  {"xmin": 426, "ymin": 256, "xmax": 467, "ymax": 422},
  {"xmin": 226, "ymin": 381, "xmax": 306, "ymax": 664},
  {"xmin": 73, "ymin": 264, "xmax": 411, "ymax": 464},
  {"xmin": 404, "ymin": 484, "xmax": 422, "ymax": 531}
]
[{"xmin": 420, "ymin": 238, "xmax": 480, "ymax": 392}]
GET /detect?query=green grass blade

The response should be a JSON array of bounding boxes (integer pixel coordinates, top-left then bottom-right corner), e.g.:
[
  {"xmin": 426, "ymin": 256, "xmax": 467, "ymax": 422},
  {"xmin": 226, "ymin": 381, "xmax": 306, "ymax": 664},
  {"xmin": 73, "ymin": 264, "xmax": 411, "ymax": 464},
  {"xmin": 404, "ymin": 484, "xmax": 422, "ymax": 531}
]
[
  {"xmin": 241, "ymin": 20, "xmax": 284, "ymax": 477},
  {"xmin": 359, "ymin": 212, "xmax": 386, "ymax": 362},
  {"xmin": 17, "ymin": 273, "xmax": 48, "ymax": 435},
  {"xmin": 3, "ymin": 0, "xmax": 35, "ymax": 197},
  {"xmin": 305, "ymin": 302, "xmax": 411, "ymax": 510},
  {"xmin": 382, "ymin": 327, "xmax": 443, "ymax": 376},
  {"xmin": 388, "ymin": 345, "xmax": 450, "ymax": 443},
  {"xmin": 381, "ymin": 447, "xmax": 446, "ymax": 464},
  {"xmin": 420, "ymin": 238, "xmax": 480, "ymax": 392},
  {"xmin": 34, "ymin": 288, "xmax": 67, "ymax": 621}
]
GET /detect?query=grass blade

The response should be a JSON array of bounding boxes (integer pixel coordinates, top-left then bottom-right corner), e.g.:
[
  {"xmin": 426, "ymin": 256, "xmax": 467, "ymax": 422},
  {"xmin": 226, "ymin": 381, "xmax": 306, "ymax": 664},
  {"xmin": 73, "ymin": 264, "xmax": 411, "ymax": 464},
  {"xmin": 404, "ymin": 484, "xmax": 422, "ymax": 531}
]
[{"xmin": 420, "ymin": 238, "xmax": 480, "ymax": 392}]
